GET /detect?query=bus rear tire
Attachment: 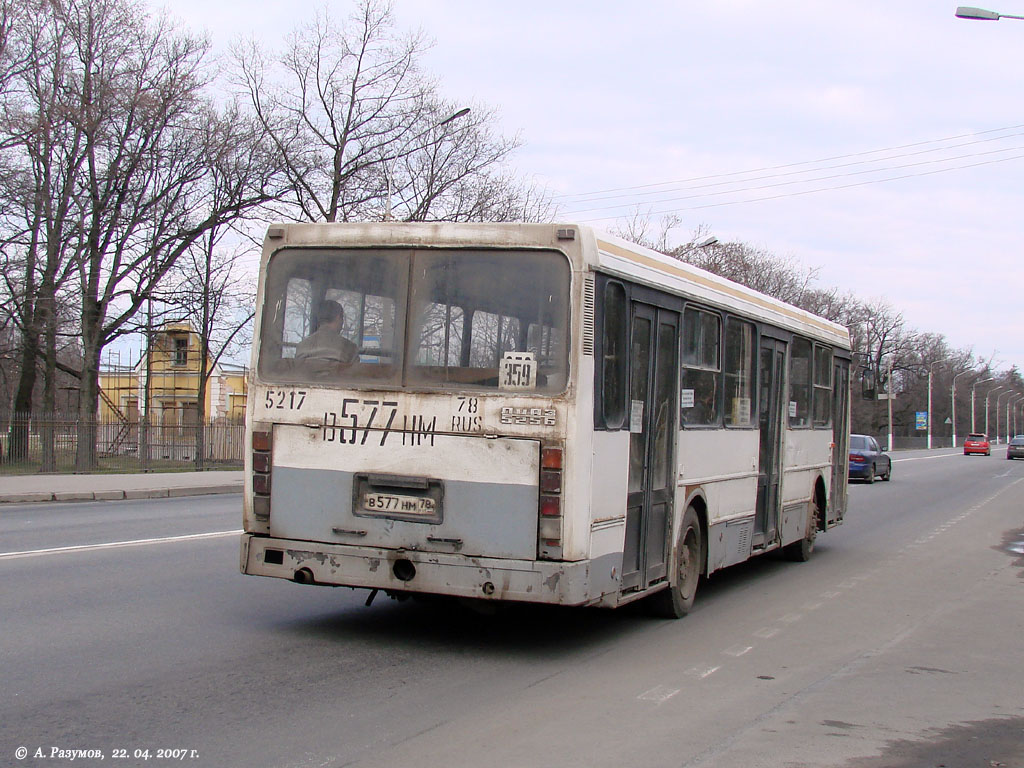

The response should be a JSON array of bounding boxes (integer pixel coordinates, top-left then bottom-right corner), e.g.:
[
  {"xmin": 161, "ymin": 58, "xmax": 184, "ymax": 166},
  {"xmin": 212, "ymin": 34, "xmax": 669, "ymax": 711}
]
[
  {"xmin": 784, "ymin": 497, "xmax": 820, "ymax": 562},
  {"xmin": 651, "ymin": 506, "xmax": 702, "ymax": 619}
]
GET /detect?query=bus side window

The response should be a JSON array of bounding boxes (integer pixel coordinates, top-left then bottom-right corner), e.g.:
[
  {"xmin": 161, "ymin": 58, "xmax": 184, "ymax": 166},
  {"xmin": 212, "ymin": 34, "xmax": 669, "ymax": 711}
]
[
  {"xmin": 600, "ymin": 281, "xmax": 627, "ymax": 429},
  {"xmin": 789, "ymin": 337, "xmax": 812, "ymax": 428},
  {"xmin": 812, "ymin": 344, "xmax": 833, "ymax": 428},
  {"xmin": 724, "ymin": 317, "xmax": 756, "ymax": 427},
  {"xmin": 681, "ymin": 307, "xmax": 721, "ymax": 427}
]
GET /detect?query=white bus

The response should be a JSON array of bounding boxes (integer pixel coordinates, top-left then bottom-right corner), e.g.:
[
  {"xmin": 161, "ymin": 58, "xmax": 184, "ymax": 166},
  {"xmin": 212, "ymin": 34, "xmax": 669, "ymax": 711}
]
[{"xmin": 240, "ymin": 222, "xmax": 851, "ymax": 617}]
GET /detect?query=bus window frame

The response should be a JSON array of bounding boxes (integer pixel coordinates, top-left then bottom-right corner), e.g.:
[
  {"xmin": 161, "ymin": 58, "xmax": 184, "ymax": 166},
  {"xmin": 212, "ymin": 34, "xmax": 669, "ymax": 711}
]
[
  {"xmin": 812, "ymin": 342, "xmax": 834, "ymax": 429},
  {"xmin": 257, "ymin": 245, "xmax": 572, "ymax": 395},
  {"xmin": 723, "ymin": 314, "xmax": 759, "ymax": 430},
  {"xmin": 680, "ymin": 303, "xmax": 723, "ymax": 430},
  {"xmin": 788, "ymin": 335, "xmax": 814, "ymax": 430},
  {"xmin": 595, "ymin": 277, "xmax": 628, "ymax": 430}
]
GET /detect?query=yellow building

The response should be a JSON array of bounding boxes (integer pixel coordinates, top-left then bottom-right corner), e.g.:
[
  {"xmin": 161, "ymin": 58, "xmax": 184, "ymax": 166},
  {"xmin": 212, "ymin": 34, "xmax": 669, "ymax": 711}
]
[{"xmin": 97, "ymin": 323, "xmax": 248, "ymax": 458}]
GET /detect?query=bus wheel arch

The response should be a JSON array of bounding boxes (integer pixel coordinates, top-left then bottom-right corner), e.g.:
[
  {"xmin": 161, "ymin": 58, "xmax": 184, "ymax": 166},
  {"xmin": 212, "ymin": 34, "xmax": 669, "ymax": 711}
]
[
  {"xmin": 784, "ymin": 479, "xmax": 825, "ymax": 562},
  {"xmin": 814, "ymin": 476, "xmax": 827, "ymax": 531}
]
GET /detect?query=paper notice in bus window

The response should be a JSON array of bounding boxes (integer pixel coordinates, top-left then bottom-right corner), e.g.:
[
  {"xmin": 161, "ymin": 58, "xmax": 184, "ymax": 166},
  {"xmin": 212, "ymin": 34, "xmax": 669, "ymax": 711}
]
[
  {"xmin": 630, "ymin": 400, "xmax": 644, "ymax": 433},
  {"xmin": 733, "ymin": 397, "xmax": 751, "ymax": 424},
  {"xmin": 500, "ymin": 352, "xmax": 537, "ymax": 390},
  {"xmin": 680, "ymin": 389, "xmax": 695, "ymax": 409},
  {"xmin": 789, "ymin": 401, "xmax": 798, "ymax": 418}
]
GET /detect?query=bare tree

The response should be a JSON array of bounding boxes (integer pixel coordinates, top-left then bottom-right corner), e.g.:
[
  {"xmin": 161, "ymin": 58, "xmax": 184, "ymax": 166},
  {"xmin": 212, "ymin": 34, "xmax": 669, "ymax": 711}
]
[
  {"xmin": 167, "ymin": 223, "xmax": 256, "ymax": 469},
  {"xmin": 0, "ymin": 0, "xmax": 86, "ymax": 463},
  {"xmin": 0, "ymin": 0, "xmax": 287, "ymax": 470},
  {"xmin": 609, "ymin": 210, "xmax": 684, "ymax": 252},
  {"xmin": 234, "ymin": 0, "xmax": 552, "ymax": 224},
  {"xmin": 233, "ymin": 1, "xmax": 431, "ymax": 222}
]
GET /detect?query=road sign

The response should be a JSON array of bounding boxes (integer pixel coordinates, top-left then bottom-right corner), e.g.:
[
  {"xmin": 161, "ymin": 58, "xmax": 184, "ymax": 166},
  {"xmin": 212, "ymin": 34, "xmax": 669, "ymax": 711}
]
[{"xmin": 916, "ymin": 412, "xmax": 927, "ymax": 430}]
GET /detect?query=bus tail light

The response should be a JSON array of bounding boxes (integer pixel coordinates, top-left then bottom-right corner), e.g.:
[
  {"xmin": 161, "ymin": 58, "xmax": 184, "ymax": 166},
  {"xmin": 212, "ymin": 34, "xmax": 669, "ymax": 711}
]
[
  {"xmin": 252, "ymin": 429, "xmax": 272, "ymax": 520},
  {"xmin": 541, "ymin": 447, "xmax": 563, "ymax": 469},
  {"xmin": 538, "ymin": 444, "xmax": 563, "ymax": 560},
  {"xmin": 540, "ymin": 496, "xmax": 561, "ymax": 516}
]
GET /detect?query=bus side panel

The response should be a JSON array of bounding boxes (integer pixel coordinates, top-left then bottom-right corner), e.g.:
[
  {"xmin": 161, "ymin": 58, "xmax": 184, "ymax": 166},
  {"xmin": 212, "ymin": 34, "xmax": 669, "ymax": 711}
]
[
  {"xmin": 779, "ymin": 428, "xmax": 832, "ymax": 547},
  {"xmin": 587, "ymin": 430, "xmax": 630, "ymax": 604},
  {"xmin": 678, "ymin": 430, "xmax": 759, "ymax": 573},
  {"xmin": 781, "ymin": 429, "xmax": 832, "ymax": 507}
]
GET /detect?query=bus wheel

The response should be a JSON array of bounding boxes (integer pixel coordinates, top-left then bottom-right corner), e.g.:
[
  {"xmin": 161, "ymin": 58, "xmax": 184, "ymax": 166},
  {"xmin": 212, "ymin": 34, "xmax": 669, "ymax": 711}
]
[
  {"xmin": 651, "ymin": 506, "xmax": 702, "ymax": 619},
  {"xmin": 784, "ymin": 497, "xmax": 820, "ymax": 562}
]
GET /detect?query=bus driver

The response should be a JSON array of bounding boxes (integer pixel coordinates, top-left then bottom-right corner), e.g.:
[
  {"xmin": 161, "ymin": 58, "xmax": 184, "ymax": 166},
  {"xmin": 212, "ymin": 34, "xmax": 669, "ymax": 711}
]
[{"xmin": 296, "ymin": 300, "xmax": 359, "ymax": 374}]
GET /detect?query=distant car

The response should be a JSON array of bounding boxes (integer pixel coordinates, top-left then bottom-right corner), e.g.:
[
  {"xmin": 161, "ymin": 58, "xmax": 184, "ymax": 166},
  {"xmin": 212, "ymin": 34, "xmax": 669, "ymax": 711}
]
[
  {"xmin": 963, "ymin": 433, "xmax": 991, "ymax": 456},
  {"xmin": 1007, "ymin": 436, "xmax": 1024, "ymax": 460},
  {"xmin": 848, "ymin": 434, "xmax": 891, "ymax": 483}
]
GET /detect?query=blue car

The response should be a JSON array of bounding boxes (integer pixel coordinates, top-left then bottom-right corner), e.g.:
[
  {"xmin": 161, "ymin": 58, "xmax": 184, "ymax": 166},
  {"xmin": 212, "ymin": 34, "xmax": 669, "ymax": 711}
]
[{"xmin": 848, "ymin": 434, "xmax": 891, "ymax": 483}]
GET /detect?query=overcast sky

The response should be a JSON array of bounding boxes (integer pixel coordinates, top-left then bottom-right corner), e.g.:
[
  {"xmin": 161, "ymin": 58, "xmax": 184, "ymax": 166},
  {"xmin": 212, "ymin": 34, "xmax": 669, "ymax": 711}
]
[{"xmin": 162, "ymin": 0, "xmax": 1024, "ymax": 376}]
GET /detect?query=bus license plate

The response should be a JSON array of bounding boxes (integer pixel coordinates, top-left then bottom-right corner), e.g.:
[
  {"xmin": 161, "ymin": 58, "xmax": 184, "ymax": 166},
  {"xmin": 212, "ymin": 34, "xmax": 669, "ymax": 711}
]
[{"xmin": 360, "ymin": 492, "xmax": 436, "ymax": 516}]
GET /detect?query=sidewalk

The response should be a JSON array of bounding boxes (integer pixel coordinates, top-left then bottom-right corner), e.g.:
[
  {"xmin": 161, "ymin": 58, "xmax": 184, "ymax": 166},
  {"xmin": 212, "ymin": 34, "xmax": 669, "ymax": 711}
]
[{"xmin": 0, "ymin": 470, "xmax": 243, "ymax": 504}]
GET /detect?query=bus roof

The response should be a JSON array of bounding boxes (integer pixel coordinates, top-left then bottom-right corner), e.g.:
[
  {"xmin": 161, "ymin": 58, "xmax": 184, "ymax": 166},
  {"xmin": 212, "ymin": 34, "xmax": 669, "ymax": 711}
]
[{"xmin": 589, "ymin": 229, "xmax": 851, "ymax": 350}]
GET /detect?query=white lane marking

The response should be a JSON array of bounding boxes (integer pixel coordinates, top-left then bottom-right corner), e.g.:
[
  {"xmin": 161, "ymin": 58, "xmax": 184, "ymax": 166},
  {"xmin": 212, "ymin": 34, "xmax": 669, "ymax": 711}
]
[
  {"xmin": 754, "ymin": 627, "xmax": 780, "ymax": 639},
  {"xmin": 685, "ymin": 665, "xmax": 721, "ymax": 679},
  {"xmin": 638, "ymin": 685, "xmax": 681, "ymax": 703},
  {"xmin": 892, "ymin": 452, "xmax": 960, "ymax": 463},
  {"xmin": 723, "ymin": 644, "xmax": 754, "ymax": 657},
  {"xmin": 0, "ymin": 529, "xmax": 243, "ymax": 560}
]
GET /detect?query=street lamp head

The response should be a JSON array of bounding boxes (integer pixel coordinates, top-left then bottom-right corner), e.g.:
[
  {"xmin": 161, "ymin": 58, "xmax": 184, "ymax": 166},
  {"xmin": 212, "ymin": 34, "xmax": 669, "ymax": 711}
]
[
  {"xmin": 955, "ymin": 6, "xmax": 1024, "ymax": 20},
  {"xmin": 439, "ymin": 107, "xmax": 471, "ymax": 126},
  {"xmin": 695, "ymin": 235, "xmax": 719, "ymax": 248},
  {"xmin": 956, "ymin": 6, "xmax": 1001, "ymax": 19}
]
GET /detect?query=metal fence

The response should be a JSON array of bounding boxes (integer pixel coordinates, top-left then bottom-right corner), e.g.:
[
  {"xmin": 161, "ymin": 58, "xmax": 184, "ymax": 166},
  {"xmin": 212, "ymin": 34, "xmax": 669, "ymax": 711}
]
[{"xmin": 0, "ymin": 411, "xmax": 244, "ymax": 474}]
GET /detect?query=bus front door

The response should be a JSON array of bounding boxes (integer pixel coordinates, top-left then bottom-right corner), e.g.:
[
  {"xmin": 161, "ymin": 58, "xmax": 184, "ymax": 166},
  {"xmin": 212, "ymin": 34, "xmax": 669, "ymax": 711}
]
[
  {"xmin": 755, "ymin": 337, "xmax": 786, "ymax": 548},
  {"xmin": 623, "ymin": 303, "xmax": 679, "ymax": 591}
]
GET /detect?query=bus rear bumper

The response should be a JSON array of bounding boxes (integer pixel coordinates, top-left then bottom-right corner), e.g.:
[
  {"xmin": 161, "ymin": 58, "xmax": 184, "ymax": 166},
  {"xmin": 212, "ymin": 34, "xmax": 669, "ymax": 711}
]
[{"xmin": 240, "ymin": 534, "xmax": 601, "ymax": 606}]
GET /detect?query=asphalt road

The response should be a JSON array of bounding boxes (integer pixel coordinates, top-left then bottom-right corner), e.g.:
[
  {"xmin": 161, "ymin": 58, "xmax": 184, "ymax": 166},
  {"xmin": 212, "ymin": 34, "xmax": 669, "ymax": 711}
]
[{"xmin": 2, "ymin": 450, "xmax": 1023, "ymax": 768}]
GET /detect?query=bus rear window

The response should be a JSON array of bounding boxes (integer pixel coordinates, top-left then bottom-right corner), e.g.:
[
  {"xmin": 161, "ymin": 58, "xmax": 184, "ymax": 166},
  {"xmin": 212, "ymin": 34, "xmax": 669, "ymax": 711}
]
[
  {"xmin": 406, "ymin": 250, "xmax": 569, "ymax": 392},
  {"xmin": 259, "ymin": 248, "xmax": 570, "ymax": 393}
]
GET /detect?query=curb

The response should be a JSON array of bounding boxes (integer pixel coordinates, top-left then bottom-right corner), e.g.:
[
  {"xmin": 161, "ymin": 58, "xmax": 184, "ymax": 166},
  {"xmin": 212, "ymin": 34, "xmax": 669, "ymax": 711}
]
[{"xmin": 0, "ymin": 485, "xmax": 242, "ymax": 504}]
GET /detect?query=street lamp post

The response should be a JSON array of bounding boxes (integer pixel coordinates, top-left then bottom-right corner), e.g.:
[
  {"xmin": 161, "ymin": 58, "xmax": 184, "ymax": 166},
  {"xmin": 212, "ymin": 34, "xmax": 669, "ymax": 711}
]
[
  {"xmin": 884, "ymin": 357, "xmax": 894, "ymax": 452},
  {"xmin": 995, "ymin": 389, "xmax": 1013, "ymax": 444},
  {"xmin": 971, "ymin": 377, "xmax": 994, "ymax": 434},
  {"xmin": 956, "ymin": 6, "xmax": 1024, "ymax": 20},
  {"xmin": 1006, "ymin": 393, "xmax": 1021, "ymax": 441},
  {"xmin": 383, "ymin": 107, "xmax": 471, "ymax": 221},
  {"xmin": 951, "ymin": 369, "xmax": 975, "ymax": 448},
  {"xmin": 985, "ymin": 385, "xmax": 1004, "ymax": 439},
  {"xmin": 926, "ymin": 361, "xmax": 943, "ymax": 450}
]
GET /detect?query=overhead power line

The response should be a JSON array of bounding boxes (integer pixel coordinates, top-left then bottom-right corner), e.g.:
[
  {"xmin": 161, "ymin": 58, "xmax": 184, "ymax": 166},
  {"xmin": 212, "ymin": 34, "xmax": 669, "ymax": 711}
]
[
  {"xmin": 575, "ymin": 151, "xmax": 1024, "ymax": 222},
  {"xmin": 555, "ymin": 123, "xmax": 1024, "ymax": 204},
  {"xmin": 565, "ymin": 143, "xmax": 1024, "ymax": 218},
  {"xmin": 561, "ymin": 130, "xmax": 1024, "ymax": 208}
]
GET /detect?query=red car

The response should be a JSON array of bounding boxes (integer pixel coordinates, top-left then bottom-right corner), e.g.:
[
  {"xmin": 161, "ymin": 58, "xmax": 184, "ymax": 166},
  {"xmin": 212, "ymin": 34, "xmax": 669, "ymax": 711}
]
[{"xmin": 963, "ymin": 433, "xmax": 991, "ymax": 456}]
